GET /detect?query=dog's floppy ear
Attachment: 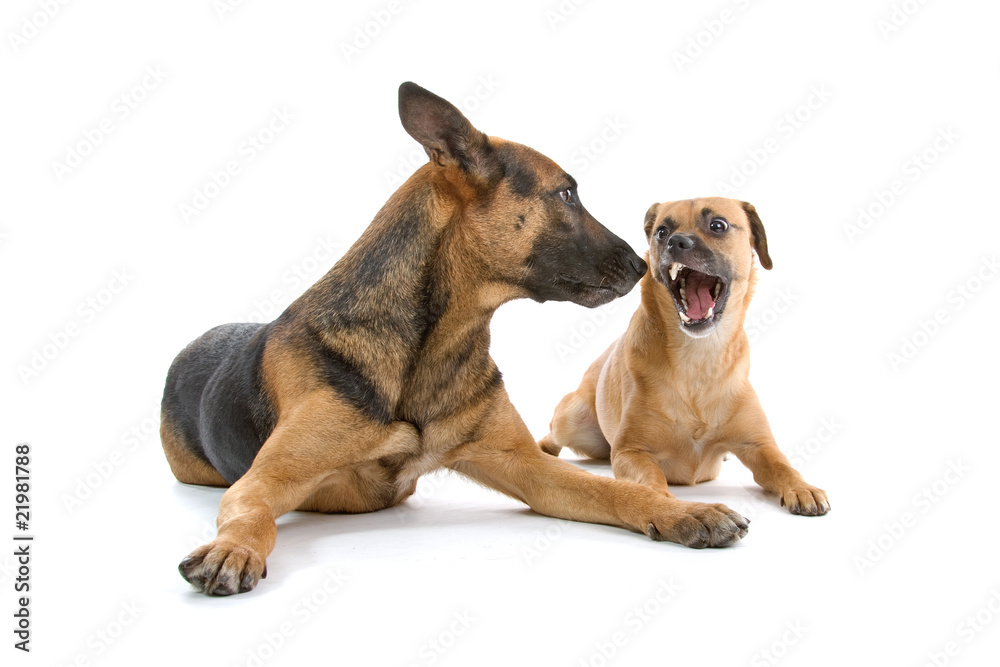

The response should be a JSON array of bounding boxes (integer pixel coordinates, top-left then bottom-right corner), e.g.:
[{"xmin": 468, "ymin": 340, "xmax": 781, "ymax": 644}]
[
  {"xmin": 643, "ymin": 202, "xmax": 660, "ymax": 240},
  {"xmin": 398, "ymin": 82, "xmax": 501, "ymax": 182},
  {"xmin": 741, "ymin": 201, "xmax": 772, "ymax": 270}
]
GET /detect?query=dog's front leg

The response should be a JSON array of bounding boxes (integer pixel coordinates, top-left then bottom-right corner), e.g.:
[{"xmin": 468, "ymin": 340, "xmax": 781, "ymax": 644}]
[
  {"xmin": 726, "ymin": 407, "xmax": 830, "ymax": 516},
  {"xmin": 179, "ymin": 392, "xmax": 419, "ymax": 595},
  {"xmin": 450, "ymin": 396, "xmax": 748, "ymax": 548},
  {"xmin": 611, "ymin": 447, "xmax": 675, "ymax": 495},
  {"xmin": 730, "ymin": 440, "xmax": 830, "ymax": 516},
  {"xmin": 609, "ymin": 423, "xmax": 674, "ymax": 496}
]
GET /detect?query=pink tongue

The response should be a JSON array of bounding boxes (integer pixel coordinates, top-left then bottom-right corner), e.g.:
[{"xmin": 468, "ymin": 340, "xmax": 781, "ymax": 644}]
[{"xmin": 685, "ymin": 272, "xmax": 716, "ymax": 320}]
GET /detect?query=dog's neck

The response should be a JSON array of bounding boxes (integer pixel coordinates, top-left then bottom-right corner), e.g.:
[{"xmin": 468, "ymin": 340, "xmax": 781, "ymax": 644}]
[
  {"xmin": 635, "ymin": 264, "xmax": 758, "ymax": 379},
  {"xmin": 291, "ymin": 167, "xmax": 507, "ymax": 423}
]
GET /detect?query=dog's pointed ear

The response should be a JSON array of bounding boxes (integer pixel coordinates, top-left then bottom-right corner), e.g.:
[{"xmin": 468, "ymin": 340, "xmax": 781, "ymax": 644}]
[
  {"xmin": 643, "ymin": 203, "xmax": 660, "ymax": 240},
  {"xmin": 398, "ymin": 82, "xmax": 501, "ymax": 181},
  {"xmin": 741, "ymin": 201, "xmax": 772, "ymax": 270}
]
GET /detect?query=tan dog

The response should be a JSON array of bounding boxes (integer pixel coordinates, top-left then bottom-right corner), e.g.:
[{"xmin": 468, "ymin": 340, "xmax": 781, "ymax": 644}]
[{"xmin": 540, "ymin": 198, "xmax": 830, "ymax": 516}]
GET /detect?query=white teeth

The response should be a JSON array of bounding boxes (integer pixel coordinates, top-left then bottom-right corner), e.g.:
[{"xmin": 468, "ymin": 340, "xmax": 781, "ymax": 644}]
[
  {"xmin": 674, "ymin": 264, "xmax": 690, "ymax": 322},
  {"xmin": 705, "ymin": 306, "xmax": 714, "ymax": 319},
  {"xmin": 713, "ymin": 282, "xmax": 722, "ymax": 299}
]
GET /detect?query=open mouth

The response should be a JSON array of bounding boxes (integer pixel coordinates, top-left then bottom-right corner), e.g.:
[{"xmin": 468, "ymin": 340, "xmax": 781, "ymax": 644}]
[{"xmin": 665, "ymin": 262, "xmax": 729, "ymax": 328}]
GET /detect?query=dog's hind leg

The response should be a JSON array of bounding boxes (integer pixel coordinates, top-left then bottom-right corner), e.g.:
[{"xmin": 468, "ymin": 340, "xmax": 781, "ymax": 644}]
[
  {"xmin": 178, "ymin": 391, "xmax": 421, "ymax": 595},
  {"xmin": 160, "ymin": 419, "xmax": 229, "ymax": 487},
  {"xmin": 539, "ymin": 346, "xmax": 612, "ymax": 459},
  {"xmin": 539, "ymin": 390, "xmax": 610, "ymax": 459}
]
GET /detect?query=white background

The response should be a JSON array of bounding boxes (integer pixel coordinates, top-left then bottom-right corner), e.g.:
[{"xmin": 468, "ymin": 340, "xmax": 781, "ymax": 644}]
[{"xmin": 3, "ymin": 1, "xmax": 999, "ymax": 665}]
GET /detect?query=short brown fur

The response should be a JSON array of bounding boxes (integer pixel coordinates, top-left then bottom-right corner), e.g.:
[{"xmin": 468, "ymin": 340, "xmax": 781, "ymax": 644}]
[{"xmin": 540, "ymin": 198, "xmax": 830, "ymax": 516}]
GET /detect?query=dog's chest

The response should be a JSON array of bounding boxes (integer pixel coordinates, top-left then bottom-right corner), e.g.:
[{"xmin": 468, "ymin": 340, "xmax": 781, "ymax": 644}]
[
  {"xmin": 385, "ymin": 410, "xmax": 488, "ymax": 487},
  {"xmin": 648, "ymin": 389, "xmax": 733, "ymax": 483},
  {"xmin": 655, "ymin": 418, "xmax": 726, "ymax": 485},
  {"xmin": 664, "ymin": 387, "xmax": 729, "ymax": 441},
  {"xmin": 392, "ymin": 447, "xmax": 446, "ymax": 490}
]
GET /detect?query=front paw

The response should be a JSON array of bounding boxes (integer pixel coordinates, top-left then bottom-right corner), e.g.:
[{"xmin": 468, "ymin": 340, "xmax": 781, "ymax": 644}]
[
  {"xmin": 647, "ymin": 501, "xmax": 749, "ymax": 548},
  {"xmin": 179, "ymin": 540, "xmax": 267, "ymax": 596},
  {"xmin": 780, "ymin": 484, "xmax": 830, "ymax": 516}
]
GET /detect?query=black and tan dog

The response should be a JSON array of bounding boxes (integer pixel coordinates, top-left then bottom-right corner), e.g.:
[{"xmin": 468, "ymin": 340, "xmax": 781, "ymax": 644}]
[
  {"xmin": 539, "ymin": 198, "xmax": 830, "ymax": 516},
  {"xmin": 161, "ymin": 85, "xmax": 750, "ymax": 596}
]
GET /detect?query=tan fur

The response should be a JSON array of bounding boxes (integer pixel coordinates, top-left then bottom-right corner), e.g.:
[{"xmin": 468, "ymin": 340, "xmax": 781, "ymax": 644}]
[
  {"xmin": 541, "ymin": 198, "xmax": 830, "ymax": 516},
  {"xmin": 159, "ymin": 420, "xmax": 228, "ymax": 487}
]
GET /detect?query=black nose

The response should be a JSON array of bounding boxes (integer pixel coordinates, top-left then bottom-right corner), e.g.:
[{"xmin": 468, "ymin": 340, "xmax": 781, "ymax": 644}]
[{"xmin": 667, "ymin": 233, "xmax": 696, "ymax": 251}]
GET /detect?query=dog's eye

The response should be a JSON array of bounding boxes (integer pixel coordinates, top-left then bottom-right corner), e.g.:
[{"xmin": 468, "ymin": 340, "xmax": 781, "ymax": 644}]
[
  {"xmin": 559, "ymin": 188, "xmax": 574, "ymax": 204},
  {"xmin": 709, "ymin": 218, "xmax": 729, "ymax": 233},
  {"xmin": 656, "ymin": 227, "xmax": 668, "ymax": 241}
]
